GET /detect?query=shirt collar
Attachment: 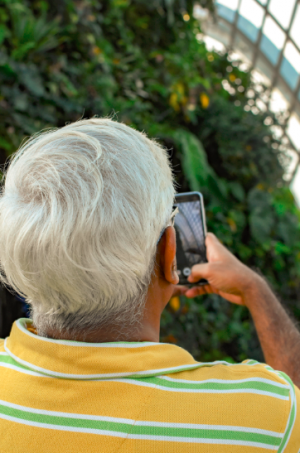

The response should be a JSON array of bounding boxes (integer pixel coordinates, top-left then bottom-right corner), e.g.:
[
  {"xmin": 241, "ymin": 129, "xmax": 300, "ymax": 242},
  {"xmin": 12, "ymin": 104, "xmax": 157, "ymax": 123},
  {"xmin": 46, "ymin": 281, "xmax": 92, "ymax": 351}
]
[{"xmin": 4, "ymin": 319, "xmax": 200, "ymax": 380}]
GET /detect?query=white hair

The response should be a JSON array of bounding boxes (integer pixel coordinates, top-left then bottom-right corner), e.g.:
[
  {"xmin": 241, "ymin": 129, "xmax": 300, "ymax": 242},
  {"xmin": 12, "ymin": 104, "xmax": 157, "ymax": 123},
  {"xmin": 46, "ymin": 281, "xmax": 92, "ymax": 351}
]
[{"xmin": 0, "ymin": 118, "xmax": 176, "ymax": 339}]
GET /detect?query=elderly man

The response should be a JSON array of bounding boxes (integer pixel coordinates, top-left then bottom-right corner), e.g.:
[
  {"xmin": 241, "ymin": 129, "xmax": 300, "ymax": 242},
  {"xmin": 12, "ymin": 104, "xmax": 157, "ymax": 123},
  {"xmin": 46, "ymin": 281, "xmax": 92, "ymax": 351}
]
[{"xmin": 0, "ymin": 118, "xmax": 299, "ymax": 452}]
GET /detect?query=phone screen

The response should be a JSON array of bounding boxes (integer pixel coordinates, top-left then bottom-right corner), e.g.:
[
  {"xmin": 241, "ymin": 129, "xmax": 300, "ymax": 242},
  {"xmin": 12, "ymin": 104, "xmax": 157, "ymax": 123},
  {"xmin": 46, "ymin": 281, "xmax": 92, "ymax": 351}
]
[{"xmin": 174, "ymin": 192, "xmax": 208, "ymax": 287}]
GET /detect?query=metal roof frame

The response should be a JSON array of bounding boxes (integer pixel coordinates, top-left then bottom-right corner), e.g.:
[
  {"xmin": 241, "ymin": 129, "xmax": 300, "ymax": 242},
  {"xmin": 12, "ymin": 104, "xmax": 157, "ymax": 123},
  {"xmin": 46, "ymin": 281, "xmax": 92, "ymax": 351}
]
[{"xmin": 202, "ymin": 0, "xmax": 300, "ymax": 181}]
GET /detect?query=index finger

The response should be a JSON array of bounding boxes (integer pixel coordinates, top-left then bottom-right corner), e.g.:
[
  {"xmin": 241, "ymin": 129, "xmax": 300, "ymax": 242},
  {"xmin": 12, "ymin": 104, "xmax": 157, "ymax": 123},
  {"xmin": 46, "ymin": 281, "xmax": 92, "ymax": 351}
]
[{"xmin": 205, "ymin": 232, "xmax": 232, "ymax": 262}]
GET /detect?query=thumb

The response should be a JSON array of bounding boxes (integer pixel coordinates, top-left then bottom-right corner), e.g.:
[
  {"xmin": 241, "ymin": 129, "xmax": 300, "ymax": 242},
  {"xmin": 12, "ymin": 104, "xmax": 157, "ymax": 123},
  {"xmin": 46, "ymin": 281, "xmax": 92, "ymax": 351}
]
[{"xmin": 188, "ymin": 263, "xmax": 210, "ymax": 283}]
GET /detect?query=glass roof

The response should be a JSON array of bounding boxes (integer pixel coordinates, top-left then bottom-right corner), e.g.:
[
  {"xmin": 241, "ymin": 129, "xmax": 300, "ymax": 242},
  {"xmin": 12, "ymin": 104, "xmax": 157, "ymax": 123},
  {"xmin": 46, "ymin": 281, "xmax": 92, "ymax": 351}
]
[{"xmin": 197, "ymin": 0, "xmax": 300, "ymax": 203}]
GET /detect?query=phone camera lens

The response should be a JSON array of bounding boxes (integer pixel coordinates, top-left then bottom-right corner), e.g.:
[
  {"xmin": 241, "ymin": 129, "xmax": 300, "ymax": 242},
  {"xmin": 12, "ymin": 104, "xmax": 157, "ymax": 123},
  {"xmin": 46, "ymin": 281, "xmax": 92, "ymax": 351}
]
[{"xmin": 183, "ymin": 267, "xmax": 191, "ymax": 276}]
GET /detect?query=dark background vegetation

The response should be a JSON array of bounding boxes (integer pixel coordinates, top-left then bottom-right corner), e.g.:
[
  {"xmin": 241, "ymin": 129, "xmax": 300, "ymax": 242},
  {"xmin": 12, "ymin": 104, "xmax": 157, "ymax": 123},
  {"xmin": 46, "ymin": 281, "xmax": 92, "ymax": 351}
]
[{"xmin": 1, "ymin": 0, "xmax": 300, "ymax": 362}]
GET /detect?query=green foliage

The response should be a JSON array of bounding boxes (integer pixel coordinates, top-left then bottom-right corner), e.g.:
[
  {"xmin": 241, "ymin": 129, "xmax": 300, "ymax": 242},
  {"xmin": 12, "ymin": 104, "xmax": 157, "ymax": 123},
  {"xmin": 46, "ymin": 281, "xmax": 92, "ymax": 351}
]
[{"xmin": 0, "ymin": 0, "xmax": 300, "ymax": 362}]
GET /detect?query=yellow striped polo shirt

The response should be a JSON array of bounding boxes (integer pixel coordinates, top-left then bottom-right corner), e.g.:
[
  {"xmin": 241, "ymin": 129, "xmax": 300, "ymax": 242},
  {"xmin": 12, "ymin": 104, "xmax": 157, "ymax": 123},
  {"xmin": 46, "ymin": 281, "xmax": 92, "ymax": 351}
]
[{"xmin": 0, "ymin": 318, "xmax": 299, "ymax": 452}]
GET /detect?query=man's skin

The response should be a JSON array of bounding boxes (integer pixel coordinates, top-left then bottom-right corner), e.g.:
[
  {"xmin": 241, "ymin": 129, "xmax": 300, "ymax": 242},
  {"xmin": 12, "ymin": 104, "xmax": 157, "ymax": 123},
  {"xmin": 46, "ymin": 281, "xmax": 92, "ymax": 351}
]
[{"xmin": 46, "ymin": 226, "xmax": 300, "ymax": 388}]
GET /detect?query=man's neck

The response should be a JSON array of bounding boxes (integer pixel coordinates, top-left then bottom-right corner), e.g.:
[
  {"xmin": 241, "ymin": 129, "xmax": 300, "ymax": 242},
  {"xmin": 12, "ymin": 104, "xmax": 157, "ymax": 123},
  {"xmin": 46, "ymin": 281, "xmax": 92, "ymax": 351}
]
[{"xmin": 42, "ymin": 320, "xmax": 160, "ymax": 343}]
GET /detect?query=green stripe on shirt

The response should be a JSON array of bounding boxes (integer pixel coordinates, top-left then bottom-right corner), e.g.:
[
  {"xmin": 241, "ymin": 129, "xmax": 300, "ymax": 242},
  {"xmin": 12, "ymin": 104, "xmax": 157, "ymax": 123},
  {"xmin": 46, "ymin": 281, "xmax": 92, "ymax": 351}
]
[{"xmin": 0, "ymin": 400, "xmax": 282, "ymax": 447}]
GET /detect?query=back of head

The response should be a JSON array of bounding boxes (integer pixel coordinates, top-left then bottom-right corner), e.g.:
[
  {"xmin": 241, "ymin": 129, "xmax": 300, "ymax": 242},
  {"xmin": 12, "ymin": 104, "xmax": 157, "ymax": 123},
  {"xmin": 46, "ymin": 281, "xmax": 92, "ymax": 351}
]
[{"xmin": 0, "ymin": 118, "xmax": 175, "ymax": 339}]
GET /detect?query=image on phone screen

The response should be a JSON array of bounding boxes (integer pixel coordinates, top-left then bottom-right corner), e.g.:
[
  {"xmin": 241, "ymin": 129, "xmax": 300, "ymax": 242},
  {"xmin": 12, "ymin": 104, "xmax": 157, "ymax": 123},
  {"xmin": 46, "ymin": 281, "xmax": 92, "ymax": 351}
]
[{"xmin": 174, "ymin": 193, "xmax": 208, "ymax": 286}]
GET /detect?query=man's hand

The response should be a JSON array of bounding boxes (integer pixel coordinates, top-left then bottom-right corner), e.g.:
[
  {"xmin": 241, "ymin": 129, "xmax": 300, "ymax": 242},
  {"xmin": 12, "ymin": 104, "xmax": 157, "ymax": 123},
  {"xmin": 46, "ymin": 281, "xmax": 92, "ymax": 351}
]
[
  {"xmin": 179, "ymin": 232, "xmax": 300, "ymax": 389},
  {"xmin": 184, "ymin": 233, "xmax": 262, "ymax": 305}
]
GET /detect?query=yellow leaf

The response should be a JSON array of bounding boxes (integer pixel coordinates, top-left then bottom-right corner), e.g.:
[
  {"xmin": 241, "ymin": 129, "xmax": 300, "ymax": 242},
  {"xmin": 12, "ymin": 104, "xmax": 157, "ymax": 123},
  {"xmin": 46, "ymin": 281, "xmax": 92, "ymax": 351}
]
[
  {"xmin": 92, "ymin": 46, "xmax": 102, "ymax": 55},
  {"xmin": 169, "ymin": 297, "xmax": 180, "ymax": 311},
  {"xmin": 200, "ymin": 93, "xmax": 210, "ymax": 109},
  {"xmin": 175, "ymin": 82, "xmax": 185, "ymax": 95},
  {"xmin": 207, "ymin": 54, "xmax": 214, "ymax": 62},
  {"xmin": 229, "ymin": 73, "xmax": 236, "ymax": 82},
  {"xmin": 169, "ymin": 93, "xmax": 180, "ymax": 112},
  {"xmin": 227, "ymin": 217, "xmax": 237, "ymax": 232}
]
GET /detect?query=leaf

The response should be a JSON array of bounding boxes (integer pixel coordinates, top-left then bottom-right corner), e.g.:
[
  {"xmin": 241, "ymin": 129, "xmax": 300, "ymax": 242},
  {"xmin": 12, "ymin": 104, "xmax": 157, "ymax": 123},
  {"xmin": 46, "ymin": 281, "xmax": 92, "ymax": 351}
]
[
  {"xmin": 20, "ymin": 68, "xmax": 45, "ymax": 97},
  {"xmin": 238, "ymin": 244, "xmax": 252, "ymax": 260},
  {"xmin": 169, "ymin": 297, "xmax": 180, "ymax": 311},
  {"xmin": 0, "ymin": 24, "xmax": 6, "ymax": 45},
  {"xmin": 248, "ymin": 187, "xmax": 272, "ymax": 211},
  {"xmin": 151, "ymin": 126, "xmax": 229, "ymax": 203},
  {"xmin": 274, "ymin": 242, "xmax": 291, "ymax": 256},
  {"xmin": 276, "ymin": 217, "xmax": 299, "ymax": 246},
  {"xmin": 249, "ymin": 213, "xmax": 273, "ymax": 245},
  {"xmin": 169, "ymin": 93, "xmax": 179, "ymax": 111},
  {"xmin": 112, "ymin": 0, "xmax": 130, "ymax": 7},
  {"xmin": 227, "ymin": 217, "xmax": 237, "ymax": 232},
  {"xmin": 14, "ymin": 93, "xmax": 29, "ymax": 111},
  {"xmin": 200, "ymin": 92, "xmax": 209, "ymax": 109},
  {"xmin": 0, "ymin": 136, "xmax": 12, "ymax": 151},
  {"xmin": 169, "ymin": 129, "xmax": 213, "ymax": 192},
  {"xmin": 12, "ymin": 42, "xmax": 35, "ymax": 60},
  {"xmin": 0, "ymin": 63, "xmax": 16, "ymax": 78},
  {"xmin": 248, "ymin": 188, "xmax": 274, "ymax": 244},
  {"xmin": 229, "ymin": 182, "xmax": 245, "ymax": 202},
  {"xmin": 9, "ymin": 4, "xmax": 59, "ymax": 58},
  {"xmin": 228, "ymin": 210, "xmax": 246, "ymax": 231}
]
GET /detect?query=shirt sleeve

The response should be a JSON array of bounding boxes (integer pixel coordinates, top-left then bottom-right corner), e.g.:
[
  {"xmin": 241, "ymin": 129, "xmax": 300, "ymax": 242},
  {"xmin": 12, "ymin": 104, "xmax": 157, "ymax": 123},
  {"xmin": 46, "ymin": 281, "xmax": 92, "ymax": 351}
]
[
  {"xmin": 242, "ymin": 360, "xmax": 300, "ymax": 451},
  {"xmin": 277, "ymin": 375, "xmax": 300, "ymax": 453}
]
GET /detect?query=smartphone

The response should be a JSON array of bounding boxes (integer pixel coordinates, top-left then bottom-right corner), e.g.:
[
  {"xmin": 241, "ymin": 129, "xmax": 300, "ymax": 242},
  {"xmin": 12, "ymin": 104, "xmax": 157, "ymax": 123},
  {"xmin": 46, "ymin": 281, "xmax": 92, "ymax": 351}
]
[{"xmin": 174, "ymin": 192, "xmax": 208, "ymax": 287}]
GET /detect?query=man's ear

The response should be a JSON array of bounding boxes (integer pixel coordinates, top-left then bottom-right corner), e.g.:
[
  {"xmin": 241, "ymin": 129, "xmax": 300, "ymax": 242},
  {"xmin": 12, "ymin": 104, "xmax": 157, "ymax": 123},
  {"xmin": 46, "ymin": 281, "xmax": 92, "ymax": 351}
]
[{"xmin": 159, "ymin": 226, "xmax": 179, "ymax": 285}]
